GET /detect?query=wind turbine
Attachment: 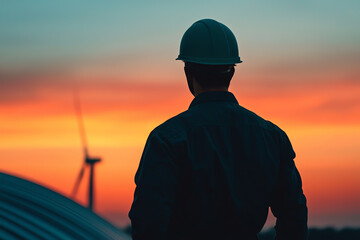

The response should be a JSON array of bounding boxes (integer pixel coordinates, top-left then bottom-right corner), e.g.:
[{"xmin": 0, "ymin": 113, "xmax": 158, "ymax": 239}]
[{"xmin": 71, "ymin": 88, "xmax": 101, "ymax": 211}]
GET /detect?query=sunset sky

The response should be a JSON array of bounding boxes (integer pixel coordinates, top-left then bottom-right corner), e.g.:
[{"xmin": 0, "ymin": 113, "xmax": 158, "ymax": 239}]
[{"xmin": 1, "ymin": 1, "xmax": 359, "ymax": 229}]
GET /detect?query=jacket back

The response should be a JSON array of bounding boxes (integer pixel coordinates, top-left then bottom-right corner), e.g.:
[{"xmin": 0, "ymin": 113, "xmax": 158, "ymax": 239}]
[{"xmin": 129, "ymin": 91, "xmax": 307, "ymax": 240}]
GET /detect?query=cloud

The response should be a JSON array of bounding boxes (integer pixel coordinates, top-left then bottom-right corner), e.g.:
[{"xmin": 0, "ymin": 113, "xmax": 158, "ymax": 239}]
[
  {"xmin": 233, "ymin": 76, "xmax": 360, "ymax": 125},
  {"xmin": 1, "ymin": 49, "xmax": 359, "ymax": 125},
  {"xmin": 0, "ymin": 67, "xmax": 189, "ymax": 121}
]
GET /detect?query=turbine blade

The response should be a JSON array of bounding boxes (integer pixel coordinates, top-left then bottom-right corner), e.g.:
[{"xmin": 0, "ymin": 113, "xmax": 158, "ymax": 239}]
[
  {"xmin": 73, "ymin": 86, "xmax": 89, "ymax": 156},
  {"xmin": 72, "ymin": 164, "xmax": 86, "ymax": 198}
]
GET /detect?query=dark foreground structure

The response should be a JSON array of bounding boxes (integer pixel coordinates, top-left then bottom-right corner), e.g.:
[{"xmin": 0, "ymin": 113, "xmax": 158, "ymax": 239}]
[{"xmin": 0, "ymin": 171, "xmax": 131, "ymax": 240}]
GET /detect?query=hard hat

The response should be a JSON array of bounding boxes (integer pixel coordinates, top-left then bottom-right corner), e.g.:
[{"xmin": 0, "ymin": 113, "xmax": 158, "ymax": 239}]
[{"xmin": 176, "ymin": 19, "xmax": 242, "ymax": 65}]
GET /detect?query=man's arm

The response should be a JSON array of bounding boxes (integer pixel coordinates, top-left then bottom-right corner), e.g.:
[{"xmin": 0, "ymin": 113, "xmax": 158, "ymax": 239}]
[
  {"xmin": 270, "ymin": 132, "xmax": 308, "ymax": 240},
  {"xmin": 129, "ymin": 131, "xmax": 179, "ymax": 240}
]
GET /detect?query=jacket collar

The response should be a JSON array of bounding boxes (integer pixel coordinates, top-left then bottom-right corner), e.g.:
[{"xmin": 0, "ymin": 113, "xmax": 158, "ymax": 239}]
[{"xmin": 189, "ymin": 91, "xmax": 238, "ymax": 109}]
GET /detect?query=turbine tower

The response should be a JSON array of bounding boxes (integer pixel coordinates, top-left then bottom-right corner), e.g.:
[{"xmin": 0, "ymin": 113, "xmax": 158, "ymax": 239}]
[{"xmin": 71, "ymin": 88, "xmax": 101, "ymax": 211}]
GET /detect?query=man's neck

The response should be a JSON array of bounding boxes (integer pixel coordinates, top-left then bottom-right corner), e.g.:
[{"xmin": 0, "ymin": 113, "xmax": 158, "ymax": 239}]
[{"xmin": 194, "ymin": 87, "xmax": 228, "ymax": 97}]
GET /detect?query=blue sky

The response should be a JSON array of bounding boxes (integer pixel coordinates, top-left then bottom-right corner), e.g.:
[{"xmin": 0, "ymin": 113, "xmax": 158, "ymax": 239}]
[{"xmin": 1, "ymin": 0, "xmax": 359, "ymax": 70}]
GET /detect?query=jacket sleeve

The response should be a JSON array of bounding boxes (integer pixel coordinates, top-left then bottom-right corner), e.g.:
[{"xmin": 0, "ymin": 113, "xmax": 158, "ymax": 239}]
[
  {"xmin": 129, "ymin": 131, "xmax": 179, "ymax": 240},
  {"xmin": 270, "ymin": 131, "xmax": 308, "ymax": 240}
]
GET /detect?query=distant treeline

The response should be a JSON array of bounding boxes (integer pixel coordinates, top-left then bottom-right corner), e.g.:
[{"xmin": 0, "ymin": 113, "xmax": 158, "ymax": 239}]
[
  {"xmin": 259, "ymin": 227, "xmax": 360, "ymax": 240},
  {"xmin": 123, "ymin": 226, "xmax": 360, "ymax": 239}
]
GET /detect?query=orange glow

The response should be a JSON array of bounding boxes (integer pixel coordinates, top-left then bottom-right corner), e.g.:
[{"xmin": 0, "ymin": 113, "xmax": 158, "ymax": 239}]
[{"xmin": 0, "ymin": 68, "xmax": 359, "ymax": 227}]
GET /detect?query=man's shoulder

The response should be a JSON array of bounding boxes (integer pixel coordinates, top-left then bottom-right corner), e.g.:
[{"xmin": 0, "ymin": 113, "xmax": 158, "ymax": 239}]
[
  {"xmin": 150, "ymin": 110, "xmax": 190, "ymax": 140},
  {"xmin": 240, "ymin": 107, "xmax": 294, "ymax": 155},
  {"xmin": 237, "ymin": 104, "xmax": 286, "ymax": 134},
  {"xmin": 152, "ymin": 106, "xmax": 287, "ymax": 139}
]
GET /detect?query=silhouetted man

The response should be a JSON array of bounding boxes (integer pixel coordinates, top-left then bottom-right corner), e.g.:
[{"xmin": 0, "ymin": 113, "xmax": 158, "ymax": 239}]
[{"xmin": 129, "ymin": 19, "xmax": 308, "ymax": 240}]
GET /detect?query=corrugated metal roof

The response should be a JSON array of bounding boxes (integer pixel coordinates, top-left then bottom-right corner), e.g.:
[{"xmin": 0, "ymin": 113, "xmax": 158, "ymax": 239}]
[{"xmin": 0, "ymin": 172, "xmax": 131, "ymax": 240}]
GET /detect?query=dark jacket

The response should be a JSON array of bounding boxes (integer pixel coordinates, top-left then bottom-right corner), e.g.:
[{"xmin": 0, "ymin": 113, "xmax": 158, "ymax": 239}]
[{"xmin": 129, "ymin": 91, "xmax": 308, "ymax": 240}]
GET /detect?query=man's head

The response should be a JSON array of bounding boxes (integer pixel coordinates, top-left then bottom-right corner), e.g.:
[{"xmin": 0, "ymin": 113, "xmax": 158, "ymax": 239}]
[
  {"xmin": 176, "ymin": 19, "xmax": 242, "ymax": 96},
  {"xmin": 184, "ymin": 62, "xmax": 235, "ymax": 96}
]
